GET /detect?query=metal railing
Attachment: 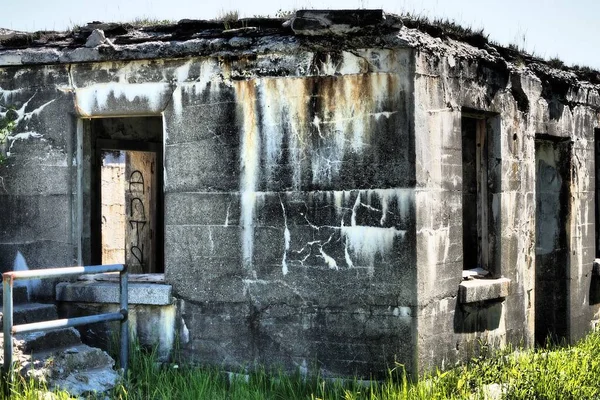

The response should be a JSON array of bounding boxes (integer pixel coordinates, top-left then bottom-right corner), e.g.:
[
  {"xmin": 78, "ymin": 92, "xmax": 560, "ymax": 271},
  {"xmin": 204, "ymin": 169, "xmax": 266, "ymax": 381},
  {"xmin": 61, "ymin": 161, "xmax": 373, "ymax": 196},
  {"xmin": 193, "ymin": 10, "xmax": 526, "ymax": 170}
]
[{"xmin": 2, "ymin": 264, "xmax": 128, "ymax": 382}]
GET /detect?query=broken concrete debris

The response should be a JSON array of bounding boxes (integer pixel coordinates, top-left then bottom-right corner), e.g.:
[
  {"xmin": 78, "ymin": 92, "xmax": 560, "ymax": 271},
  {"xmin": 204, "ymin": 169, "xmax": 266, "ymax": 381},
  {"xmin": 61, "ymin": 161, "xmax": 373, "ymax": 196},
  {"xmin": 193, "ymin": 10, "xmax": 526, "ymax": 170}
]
[
  {"xmin": 0, "ymin": 286, "xmax": 119, "ymax": 396},
  {"xmin": 85, "ymin": 29, "xmax": 107, "ymax": 48}
]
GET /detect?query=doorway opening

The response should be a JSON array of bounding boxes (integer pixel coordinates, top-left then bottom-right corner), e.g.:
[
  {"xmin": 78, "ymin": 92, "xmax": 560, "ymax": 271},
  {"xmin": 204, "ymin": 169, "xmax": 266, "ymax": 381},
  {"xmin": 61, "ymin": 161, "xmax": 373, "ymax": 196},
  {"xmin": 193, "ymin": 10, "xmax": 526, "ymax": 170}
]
[
  {"xmin": 89, "ymin": 117, "xmax": 164, "ymax": 273},
  {"xmin": 534, "ymin": 136, "xmax": 571, "ymax": 345}
]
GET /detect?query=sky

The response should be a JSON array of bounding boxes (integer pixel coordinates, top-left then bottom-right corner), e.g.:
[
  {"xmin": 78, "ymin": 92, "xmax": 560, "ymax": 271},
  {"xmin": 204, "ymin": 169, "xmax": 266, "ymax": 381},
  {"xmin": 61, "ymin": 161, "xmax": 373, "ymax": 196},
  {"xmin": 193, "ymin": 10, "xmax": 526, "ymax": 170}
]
[{"xmin": 2, "ymin": 0, "xmax": 599, "ymax": 69}]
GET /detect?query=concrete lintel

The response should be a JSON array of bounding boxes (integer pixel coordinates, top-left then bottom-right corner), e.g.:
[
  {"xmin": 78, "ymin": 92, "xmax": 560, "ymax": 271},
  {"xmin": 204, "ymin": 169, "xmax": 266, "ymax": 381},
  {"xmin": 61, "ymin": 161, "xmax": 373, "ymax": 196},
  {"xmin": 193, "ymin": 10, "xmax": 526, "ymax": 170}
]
[
  {"xmin": 458, "ymin": 278, "xmax": 511, "ymax": 304},
  {"xmin": 56, "ymin": 281, "xmax": 172, "ymax": 305}
]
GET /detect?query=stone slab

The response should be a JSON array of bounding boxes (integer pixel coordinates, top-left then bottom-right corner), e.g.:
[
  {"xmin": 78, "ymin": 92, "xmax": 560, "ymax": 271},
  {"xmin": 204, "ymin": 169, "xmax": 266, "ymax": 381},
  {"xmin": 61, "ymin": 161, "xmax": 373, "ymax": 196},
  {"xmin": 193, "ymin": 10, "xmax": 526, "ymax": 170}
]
[
  {"xmin": 56, "ymin": 281, "xmax": 172, "ymax": 305},
  {"xmin": 458, "ymin": 278, "xmax": 511, "ymax": 304},
  {"xmin": 0, "ymin": 303, "xmax": 58, "ymax": 325}
]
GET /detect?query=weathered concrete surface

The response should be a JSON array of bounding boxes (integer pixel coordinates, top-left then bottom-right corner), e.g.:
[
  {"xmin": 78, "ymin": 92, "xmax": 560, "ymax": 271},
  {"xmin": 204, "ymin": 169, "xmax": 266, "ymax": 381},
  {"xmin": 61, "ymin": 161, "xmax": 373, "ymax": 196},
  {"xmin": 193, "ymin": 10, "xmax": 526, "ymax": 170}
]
[
  {"xmin": 59, "ymin": 301, "xmax": 176, "ymax": 361},
  {"xmin": 56, "ymin": 281, "xmax": 172, "ymax": 305},
  {"xmin": 0, "ymin": 10, "xmax": 599, "ymax": 378},
  {"xmin": 459, "ymin": 278, "xmax": 511, "ymax": 304},
  {"xmin": 24, "ymin": 344, "xmax": 119, "ymax": 397},
  {"xmin": 0, "ymin": 289, "xmax": 119, "ymax": 398},
  {"xmin": 410, "ymin": 25, "xmax": 599, "ymax": 372}
]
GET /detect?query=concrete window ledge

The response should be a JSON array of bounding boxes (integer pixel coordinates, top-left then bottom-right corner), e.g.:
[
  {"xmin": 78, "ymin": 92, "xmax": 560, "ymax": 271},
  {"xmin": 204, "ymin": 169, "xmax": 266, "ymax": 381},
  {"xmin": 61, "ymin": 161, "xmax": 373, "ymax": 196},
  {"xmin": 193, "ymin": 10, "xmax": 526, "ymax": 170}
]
[
  {"xmin": 458, "ymin": 278, "xmax": 511, "ymax": 304},
  {"xmin": 593, "ymin": 259, "xmax": 600, "ymax": 276},
  {"xmin": 56, "ymin": 281, "xmax": 172, "ymax": 305}
]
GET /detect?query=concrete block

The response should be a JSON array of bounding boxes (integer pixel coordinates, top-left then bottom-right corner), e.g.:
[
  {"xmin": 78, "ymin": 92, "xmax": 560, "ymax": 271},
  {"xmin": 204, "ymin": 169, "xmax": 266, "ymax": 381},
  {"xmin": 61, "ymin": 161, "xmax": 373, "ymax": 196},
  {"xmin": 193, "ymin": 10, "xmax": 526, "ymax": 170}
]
[
  {"xmin": 458, "ymin": 278, "xmax": 511, "ymax": 303},
  {"xmin": 165, "ymin": 191, "xmax": 240, "ymax": 226},
  {"xmin": 165, "ymin": 141, "xmax": 239, "ymax": 192},
  {"xmin": 2, "ymin": 302, "xmax": 58, "ymax": 325},
  {"xmin": 18, "ymin": 327, "xmax": 82, "ymax": 353},
  {"xmin": 0, "ymin": 286, "xmax": 29, "ymax": 305},
  {"xmin": 56, "ymin": 281, "xmax": 172, "ymax": 305}
]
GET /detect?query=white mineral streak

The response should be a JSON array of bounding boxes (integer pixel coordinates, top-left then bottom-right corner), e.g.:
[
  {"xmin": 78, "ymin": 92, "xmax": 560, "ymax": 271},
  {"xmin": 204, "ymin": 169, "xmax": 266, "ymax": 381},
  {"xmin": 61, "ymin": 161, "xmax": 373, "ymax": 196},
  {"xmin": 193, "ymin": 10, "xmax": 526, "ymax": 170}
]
[
  {"xmin": 234, "ymin": 73, "xmax": 401, "ymax": 272},
  {"xmin": 318, "ymin": 234, "xmax": 338, "ymax": 270},
  {"xmin": 224, "ymin": 202, "xmax": 231, "ymax": 227},
  {"xmin": 258, "ymin": 77, "xmax": 310, "ymax": 190},
  {"xmin": 236, "ymin": 80, "xmax": 260, "ymax": 268},
  {"xmin": 319, "ymin": 54, "xmax": 338, "ymax": 75},
  {"xmin": 0, "ymin": 87, "xmax": 23, "ymax": 104},
  {"xmin": 255, "ymin": 73, "xmax": 396, "ymax": 189},
  {"xmin": 333, "ymin": 191, "xmax": 344, "ymax": 217},
  {"xmin": 14, "ymin": 93, "xmax": 35, "ymax": 120},
  {"xmin": 175, "ymin": 60, "xmax": 191, "ymax": 84},
  {"xmin": 7, "ymin": 131, "xmax": 44, "ymax": 154},
  {"xmin": 342, "ymin": 224, "xmax": 405, "ymax": 271},
  {"xmin": 22, "ymin": 98, "xmax": 56, "ymax": 120},
  {"xmin": 339, "ymin": 190, "xmax": 409, "ymax": 272},
  {"xmin": 171, "ymin": 60, "xmax": 192, "ymax": 120},
  {"xmin": 172, "ymin": 85, "xmax": 183, "ymax": 118},
  {"xmin": 280, "ymin": 196, "xmax": 291, "ymax": 275},
  {"xmin": 7, "ymin": 132, "xmax": 43, "ymax": 141},
  {"xmin": 259, "ymin": 79, "xmax": 286, "ymax": 185},
  {"xmin": 75, "ymin": 82, "xmax": 169, "ymax": 116},
  {"xmin": 319, "ymin": 246, "xmax": 338, "ymax": 269},
  {"xmin": 351, "ymin": 192, "xmax": 361, "ymax": 226},
  {"xmin": 377, "ymin": 188, "xmax": 414, "ymax": 225},
  {"xmin": 171, "ymin": 59, "xmax": 220, "ymax": 118},
  {"xmin": 0, "ymin": 92, "xmax": 55, "ymax": 150}
]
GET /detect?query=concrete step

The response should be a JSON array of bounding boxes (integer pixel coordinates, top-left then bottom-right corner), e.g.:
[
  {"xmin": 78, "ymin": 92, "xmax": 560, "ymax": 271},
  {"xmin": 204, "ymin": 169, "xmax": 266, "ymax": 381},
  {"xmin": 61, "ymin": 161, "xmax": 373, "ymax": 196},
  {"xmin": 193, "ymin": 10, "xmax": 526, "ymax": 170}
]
[
  {"xmin": 0, "ymin": 286, "xmax": 29, "ymax": 305},
  {"xmin": 1, "ymin": 329, "xmax": 119, "ymax": 397},
  {"xmin": 16, "ymin": 327, "xmax": 82, "ymax": 354},
  {"xmin": 0, "ymin": 303, "xmax": 58, "ymax": 325}
]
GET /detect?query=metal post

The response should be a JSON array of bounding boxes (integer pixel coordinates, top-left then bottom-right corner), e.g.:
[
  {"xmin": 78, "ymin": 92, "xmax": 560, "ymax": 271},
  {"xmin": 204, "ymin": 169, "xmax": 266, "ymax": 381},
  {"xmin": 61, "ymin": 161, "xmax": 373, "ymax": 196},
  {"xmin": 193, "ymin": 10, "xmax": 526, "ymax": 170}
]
[
  {"xmin": 3, "ymin": 275, "xmax": 14, "ymax": 390},
  {"xmin": 119, "ymin": 264, "xmax": 129, "ymax": 374}
]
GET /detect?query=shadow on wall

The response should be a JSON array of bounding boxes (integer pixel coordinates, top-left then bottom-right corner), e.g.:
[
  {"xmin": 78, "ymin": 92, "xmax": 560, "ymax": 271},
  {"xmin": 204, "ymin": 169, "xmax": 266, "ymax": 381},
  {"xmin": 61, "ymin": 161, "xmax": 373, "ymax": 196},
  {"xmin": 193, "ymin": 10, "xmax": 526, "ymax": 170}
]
[
  {"xmin": 454, "ymin": 299, "xmax": 502, "ymax": 333},
  {"xmin": 589, "ymin": 275, "xmax": 600, "ymax": 305}
]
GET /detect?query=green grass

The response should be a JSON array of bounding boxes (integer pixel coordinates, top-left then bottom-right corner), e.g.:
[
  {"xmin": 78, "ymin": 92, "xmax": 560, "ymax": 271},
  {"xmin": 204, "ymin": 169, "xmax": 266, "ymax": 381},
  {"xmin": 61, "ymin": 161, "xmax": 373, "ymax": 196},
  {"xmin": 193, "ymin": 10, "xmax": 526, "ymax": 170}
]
[{"xmin": 4, "ymin": 330, "xmax": 600, "ymax": 399}]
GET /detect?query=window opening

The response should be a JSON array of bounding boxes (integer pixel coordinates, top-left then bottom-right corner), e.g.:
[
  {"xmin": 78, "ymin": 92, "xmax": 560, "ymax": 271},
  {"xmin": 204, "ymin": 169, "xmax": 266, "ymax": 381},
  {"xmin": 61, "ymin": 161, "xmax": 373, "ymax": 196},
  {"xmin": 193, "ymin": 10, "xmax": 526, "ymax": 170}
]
[{"xmin": 462, "ymin": 113, "xmax": 492, "ymax": 277}]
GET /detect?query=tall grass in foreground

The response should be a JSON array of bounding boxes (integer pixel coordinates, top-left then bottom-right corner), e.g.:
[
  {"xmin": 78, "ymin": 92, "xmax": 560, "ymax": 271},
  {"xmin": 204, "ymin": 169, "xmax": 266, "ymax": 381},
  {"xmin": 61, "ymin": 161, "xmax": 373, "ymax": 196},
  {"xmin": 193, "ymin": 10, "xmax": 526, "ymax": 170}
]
[{"xmin": 3, "ymin": 330, "xmax": 600, "ymax": 399}]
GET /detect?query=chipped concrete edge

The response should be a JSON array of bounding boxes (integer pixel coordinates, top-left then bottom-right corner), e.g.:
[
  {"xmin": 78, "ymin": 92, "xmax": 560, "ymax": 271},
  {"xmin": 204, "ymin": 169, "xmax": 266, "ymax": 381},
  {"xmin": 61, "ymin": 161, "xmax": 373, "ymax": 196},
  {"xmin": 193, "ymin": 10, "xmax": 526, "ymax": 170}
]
[{"xmin": 458, "ymin": 277, "xmax": 511, "ymax": 304}]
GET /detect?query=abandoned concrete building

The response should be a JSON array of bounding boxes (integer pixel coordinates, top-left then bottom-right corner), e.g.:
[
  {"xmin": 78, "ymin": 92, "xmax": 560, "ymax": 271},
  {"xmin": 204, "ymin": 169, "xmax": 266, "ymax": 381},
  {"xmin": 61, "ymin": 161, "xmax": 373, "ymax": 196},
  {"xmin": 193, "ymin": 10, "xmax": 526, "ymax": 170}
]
[{"xmin": 1, "ymin": 9, "xmax": 600, "ymax": 378}]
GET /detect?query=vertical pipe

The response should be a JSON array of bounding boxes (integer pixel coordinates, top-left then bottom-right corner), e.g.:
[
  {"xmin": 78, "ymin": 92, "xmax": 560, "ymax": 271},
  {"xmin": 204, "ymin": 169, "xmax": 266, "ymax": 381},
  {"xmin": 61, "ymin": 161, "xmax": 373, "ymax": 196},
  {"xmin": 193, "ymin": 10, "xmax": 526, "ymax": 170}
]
[
  {"xmin": 119, "ymin": 264, "xmax": 129, "ymax": 374},
  {"xmin": 3, "ymin": 275, "xmax": 14, "ymax": 389}
]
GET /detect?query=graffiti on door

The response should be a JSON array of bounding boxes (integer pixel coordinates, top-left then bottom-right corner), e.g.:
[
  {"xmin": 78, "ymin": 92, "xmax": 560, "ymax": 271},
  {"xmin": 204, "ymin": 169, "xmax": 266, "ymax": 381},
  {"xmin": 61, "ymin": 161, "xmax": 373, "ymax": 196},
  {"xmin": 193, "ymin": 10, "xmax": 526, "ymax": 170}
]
[{"xmin": 128, "ymin": 170, "xmax": 147, "ymax": 268}]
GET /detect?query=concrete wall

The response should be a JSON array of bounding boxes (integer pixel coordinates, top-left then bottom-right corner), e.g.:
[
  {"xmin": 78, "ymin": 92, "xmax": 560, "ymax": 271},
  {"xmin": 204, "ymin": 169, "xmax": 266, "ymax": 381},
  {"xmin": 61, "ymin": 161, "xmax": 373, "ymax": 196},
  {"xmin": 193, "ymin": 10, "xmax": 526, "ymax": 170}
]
[
  {"xmin": 1, "ymin": 22, "xmax": 600, "ymax": 378},
  {"xmin": 160, "ymin": 50, "xmax": 416, "ymax": 376},
  {"xmin": 0, "ymin": 47, "xmax": 417, "ymax": 377},
  {"xmin": 412, "ymin": 44, "xmax": 600, "ymax": 371},
  {"xmin": 0, "ymin": 64, "xmax": 77, "ymax": 280}
]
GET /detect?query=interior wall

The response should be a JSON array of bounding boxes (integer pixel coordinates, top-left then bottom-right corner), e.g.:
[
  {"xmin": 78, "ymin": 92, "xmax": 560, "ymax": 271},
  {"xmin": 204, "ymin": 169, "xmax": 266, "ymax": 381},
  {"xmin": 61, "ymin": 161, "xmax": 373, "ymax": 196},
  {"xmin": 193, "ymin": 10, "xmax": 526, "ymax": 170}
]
[{"xmin": 535, "ymin": 138, "xmax": 571, "ymax": 345}]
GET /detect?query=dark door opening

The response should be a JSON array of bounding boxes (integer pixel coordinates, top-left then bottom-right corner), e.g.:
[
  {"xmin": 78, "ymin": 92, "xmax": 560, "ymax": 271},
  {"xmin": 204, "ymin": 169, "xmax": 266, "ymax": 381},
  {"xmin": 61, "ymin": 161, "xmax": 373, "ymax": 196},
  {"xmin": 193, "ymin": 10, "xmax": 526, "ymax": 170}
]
[
  {"xmin": 534, "ymin": 137, "xmax": 570, "ymax": 345},
  {"xmin": 90, "ymin": 117, "xmax": 164, "ymax": 273}
]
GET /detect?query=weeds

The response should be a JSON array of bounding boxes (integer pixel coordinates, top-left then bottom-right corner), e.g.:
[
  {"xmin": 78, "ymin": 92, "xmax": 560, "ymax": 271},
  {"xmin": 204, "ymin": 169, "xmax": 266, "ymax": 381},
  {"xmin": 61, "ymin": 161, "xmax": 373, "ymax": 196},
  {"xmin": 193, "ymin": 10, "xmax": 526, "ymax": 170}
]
[
  {"xmin": 130, "ymin": 17, "xmax": 175, "ymax": 27},
  {"xmin": 4, "ymin": 330, "xmax": 600, "ymax": 398},
  {"xmin": 547, "ymin": 56, "xmax": 565, "ymax": 69},
  {"xmin": 215, "ymin": 10, "xmax": 239, "ymax": 30}
]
